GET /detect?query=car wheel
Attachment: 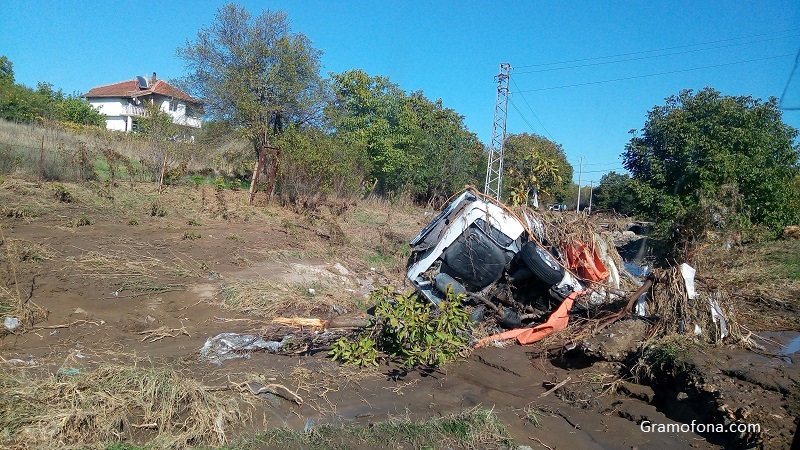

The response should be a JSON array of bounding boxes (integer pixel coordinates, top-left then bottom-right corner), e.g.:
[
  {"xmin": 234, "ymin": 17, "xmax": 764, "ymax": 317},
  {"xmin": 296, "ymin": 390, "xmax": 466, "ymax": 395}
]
[{"xmin": 519, "ymin": 242, "xmax": 564, "ymax": 286}]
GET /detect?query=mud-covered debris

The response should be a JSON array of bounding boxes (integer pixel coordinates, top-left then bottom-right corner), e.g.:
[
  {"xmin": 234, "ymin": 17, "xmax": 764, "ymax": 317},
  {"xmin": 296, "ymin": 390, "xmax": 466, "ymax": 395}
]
[
  {"xmin": 581, "ymin": 320, "xmax": 650, "ymax": 362},
  {"xmin": 617, "ymin": 381, "xmax": 655, "ymax": 403}
]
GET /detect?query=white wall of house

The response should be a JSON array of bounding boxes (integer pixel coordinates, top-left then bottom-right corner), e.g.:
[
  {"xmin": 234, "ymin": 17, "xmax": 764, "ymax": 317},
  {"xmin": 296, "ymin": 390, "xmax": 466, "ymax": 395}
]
[
  {"xmin": 88, "ymin": 98, "xmax": 125, "ymax": 117},
  {"xmin": 86, "ymin": 96, "xmax": 201, "ymax": 132}
]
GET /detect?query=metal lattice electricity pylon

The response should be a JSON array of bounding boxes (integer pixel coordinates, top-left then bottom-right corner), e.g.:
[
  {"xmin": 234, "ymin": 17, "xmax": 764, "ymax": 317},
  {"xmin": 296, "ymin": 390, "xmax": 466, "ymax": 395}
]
[{"xmin": 484, "ymin": 63, "xmax": 511, "ymax": 201}]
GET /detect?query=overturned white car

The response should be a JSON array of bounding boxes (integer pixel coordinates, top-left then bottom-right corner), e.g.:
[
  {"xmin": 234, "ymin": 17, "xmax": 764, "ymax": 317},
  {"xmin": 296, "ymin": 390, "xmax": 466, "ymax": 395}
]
[{"xmin": 406, "ymin": 190, "xmax": 587, "ymax": 328}]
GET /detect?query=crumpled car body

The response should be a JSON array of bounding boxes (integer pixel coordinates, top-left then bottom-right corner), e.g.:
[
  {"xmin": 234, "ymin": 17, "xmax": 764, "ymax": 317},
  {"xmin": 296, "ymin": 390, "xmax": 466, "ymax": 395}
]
[{"xmin": 407, "ymin": 190, "xmax": 579, "ymax": 314}]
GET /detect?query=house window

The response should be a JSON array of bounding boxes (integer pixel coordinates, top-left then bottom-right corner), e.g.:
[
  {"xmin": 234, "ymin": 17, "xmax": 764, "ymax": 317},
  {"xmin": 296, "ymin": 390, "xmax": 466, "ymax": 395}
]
[{"xmin": 169, "ymin": 101, "xmax": 178, "ymax": 112}]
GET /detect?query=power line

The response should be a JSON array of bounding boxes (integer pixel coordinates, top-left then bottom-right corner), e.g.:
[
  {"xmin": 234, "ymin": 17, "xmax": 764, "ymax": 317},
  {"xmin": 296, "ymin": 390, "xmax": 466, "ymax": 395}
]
[
  {"xmin": 582, "ymin": 168, "xmax": 626, "ymax": 173},
  {"xmin": 508, "ymin": 98, "xmax": 539, "ymax": 134},
  {"xmin": 514, "ymin": 34, "xmax": 800, "ymax": 75},
  {"xmin": 780, "ymin": 48, "xmax": 800, "ymax": 110},
  {"xmin": 513, "ymin": 28, "xmax": 800, "ymax": 69},
  {"xmin": 514, "ymin": 53, "xmax": 795, "ymax": 93},
  {"xmin": 569, "ymin": 160, "xmax": 623, "ymax": 167},
  {"xmin": 510, "ymin": 78, "xmax": 554, "ymax": 140}
]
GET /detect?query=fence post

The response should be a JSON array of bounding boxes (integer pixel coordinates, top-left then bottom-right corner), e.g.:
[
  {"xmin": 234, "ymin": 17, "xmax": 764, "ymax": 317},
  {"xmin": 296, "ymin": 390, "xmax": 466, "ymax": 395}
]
[{"xmin": 38, "ymin": 135, "xmax": 44, "ymax": 184}]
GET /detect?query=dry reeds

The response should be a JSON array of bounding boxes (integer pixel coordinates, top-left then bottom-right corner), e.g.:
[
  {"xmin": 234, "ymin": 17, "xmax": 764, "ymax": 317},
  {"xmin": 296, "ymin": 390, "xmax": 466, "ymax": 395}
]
[
  {"xmin": 0, "ymin": 365, "xmax": 246, "ymax": 449},
  {"xmin": 646, "ymin": 266, "xmax": 747, "ymax": 346},
  {"xmin": 73, "ymin": 247, "xmax": 201, "ymax": 280},
  {"xmin": 1, "ymin": 232, "xmax": 49, "ymax": 336}
]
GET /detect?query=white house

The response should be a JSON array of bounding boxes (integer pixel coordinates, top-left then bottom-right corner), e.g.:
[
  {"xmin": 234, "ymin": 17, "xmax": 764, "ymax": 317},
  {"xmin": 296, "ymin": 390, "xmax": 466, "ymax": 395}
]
[{"xmin": 82, "ymin": 73, "xmax": 202, "ymax": 136}]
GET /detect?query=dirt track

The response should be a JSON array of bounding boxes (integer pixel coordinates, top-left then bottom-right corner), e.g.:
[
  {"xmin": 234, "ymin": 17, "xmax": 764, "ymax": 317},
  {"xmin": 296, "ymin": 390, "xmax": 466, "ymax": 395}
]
[{"xmin": 1, "ymin": 179, "xmax": 798, "ymax": 449}]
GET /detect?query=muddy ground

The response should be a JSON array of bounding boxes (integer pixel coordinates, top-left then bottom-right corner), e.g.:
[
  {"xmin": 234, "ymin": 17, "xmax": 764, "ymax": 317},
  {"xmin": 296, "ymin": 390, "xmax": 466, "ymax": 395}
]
[{"xmin": 0, "ymin": 178, "xmax": 798, "ymax": 449}]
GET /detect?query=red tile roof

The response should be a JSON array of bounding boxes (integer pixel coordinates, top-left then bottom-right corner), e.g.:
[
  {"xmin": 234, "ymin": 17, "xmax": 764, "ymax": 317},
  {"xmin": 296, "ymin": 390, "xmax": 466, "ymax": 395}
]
[{"xmin": 82, "ymin": 78, "xmax": 200, "ymax": 105}]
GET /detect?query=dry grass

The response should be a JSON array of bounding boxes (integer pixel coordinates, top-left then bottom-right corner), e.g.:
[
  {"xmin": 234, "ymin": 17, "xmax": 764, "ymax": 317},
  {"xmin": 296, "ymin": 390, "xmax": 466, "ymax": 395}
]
[
  {"xmin": 218, "ymin": 278, "xmax": 354, "ymax": 319},
  {"xmin": 1, "ymin": 232, "xmax": 49, "ymax": 336},
  {"xmin": 4, "ymin": 238, "xmax": 58, "ymax": 263},
  {"xmin": 72, "ymin": 247, "xmax": 202, "ymax": 280},
  {"xmin": 688, "ymin": 239, "xmax": 800, "ymax": 332},
  {"xmin": 0, "ymin": 364, "xmax": 248, "ymax": 449}
]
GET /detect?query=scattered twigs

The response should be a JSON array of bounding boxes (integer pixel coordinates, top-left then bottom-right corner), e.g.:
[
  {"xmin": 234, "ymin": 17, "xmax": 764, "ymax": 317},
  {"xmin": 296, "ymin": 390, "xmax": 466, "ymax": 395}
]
[
  {"xmin": 29, "ymin": 319, "xmax": 101, "ymax": 330},
  {"xmin": 529, "ymin": 436, "xmax": 555, "ymax": 450},
  {"xmin": 138, "ymin": 325, "xmax": 190, "ymax": 342},
  {"xmin": 539, "ymin": 376, "xmax": 572, "ymax": 398},
  {"xmin": 234, "ymin": 381, "xmax": 303, "ymax": 405}
]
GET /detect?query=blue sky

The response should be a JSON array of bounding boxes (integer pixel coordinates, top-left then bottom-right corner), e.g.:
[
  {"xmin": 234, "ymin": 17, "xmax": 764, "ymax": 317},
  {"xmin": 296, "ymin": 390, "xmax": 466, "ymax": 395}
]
[{"xmin": 2, "ymin": 1, "xmax": 799, "ymax": 184}]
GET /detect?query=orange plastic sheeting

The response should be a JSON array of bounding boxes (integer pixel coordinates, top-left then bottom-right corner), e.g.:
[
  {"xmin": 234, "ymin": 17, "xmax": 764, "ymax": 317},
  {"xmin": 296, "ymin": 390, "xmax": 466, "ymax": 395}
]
[
  {"xmin": 478, "ymin": 291, "xmax": 581, "ymax": 346},
  {"xmin": 564, "ymin": 239, "xmax": 609, "ymax": 282}
]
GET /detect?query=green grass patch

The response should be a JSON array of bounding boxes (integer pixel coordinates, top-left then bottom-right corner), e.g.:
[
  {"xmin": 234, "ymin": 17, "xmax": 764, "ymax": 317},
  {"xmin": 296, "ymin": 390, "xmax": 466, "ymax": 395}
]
[
  {"xmin": 353, "ymin": 211, "xmax": 383, "ymax": 225},
  {"xmin": 251, "ymin": 408, "xmax": 512, "ymax": 450},
  {"xmin": 365, "ymin": 250, "xmax": 396, "ymax": 268},
  {"xmin": 763, "ymin": 240, "xmax": 800, "ymax": 280}
]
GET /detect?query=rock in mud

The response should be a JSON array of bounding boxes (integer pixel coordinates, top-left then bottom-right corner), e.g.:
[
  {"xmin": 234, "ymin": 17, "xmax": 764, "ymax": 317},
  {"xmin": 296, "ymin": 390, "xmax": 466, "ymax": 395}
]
[{"xmin": 581, "ymin": 319, "xmax": 649, "ymax": 362}]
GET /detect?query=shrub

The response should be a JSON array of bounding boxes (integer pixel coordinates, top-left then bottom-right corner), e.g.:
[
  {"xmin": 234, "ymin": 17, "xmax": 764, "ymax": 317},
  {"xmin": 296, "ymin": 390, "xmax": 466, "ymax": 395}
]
[
  {"xmin": 329, "ymin": 287, "xmax": 472, "ymax": 368},
  {"xmin": 75, "ymin": 214, "xmax": 92, "ymax": 227},
  {"xmin": 52, "ymin": 184, "xmax": 74, "ymax": 203},
  {"xmin": 182, "ymin": 230, "xmax": 201, "ymax": 240},
  {"xmin": 150, "ymin": 201, "xmax": 167, "ymax": 217}
]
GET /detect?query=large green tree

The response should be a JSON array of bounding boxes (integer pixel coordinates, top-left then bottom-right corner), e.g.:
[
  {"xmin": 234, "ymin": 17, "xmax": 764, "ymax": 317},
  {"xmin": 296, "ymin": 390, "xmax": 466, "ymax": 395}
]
[
  {"xmin": 176, "ymin": 3, "xmax": 326, "ymax": 198},
  {"xmin": 623, "ymin": 87, "xmax": 800, "ymax": 233},
  {"xmin": 502, "ymin": 133, "xmax": 573, "ymax": 206},
  {"xmin": 327, "ymin": 69, "xmax": 484, "ymax": 201}
]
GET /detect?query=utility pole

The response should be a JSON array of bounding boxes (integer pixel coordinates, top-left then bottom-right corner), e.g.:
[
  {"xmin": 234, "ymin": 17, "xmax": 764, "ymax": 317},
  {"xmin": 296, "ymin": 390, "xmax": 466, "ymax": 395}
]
[
  {"xmin": 575, "ymin": 156, "xmax": 583, "ymax": 212},
  {"xmin": 588, "ymin": 180, "xmax": 593, "ymax": 214},
  {"xmin": 484, "ymin": 63, "xmax": 511, "ymax": 201}
]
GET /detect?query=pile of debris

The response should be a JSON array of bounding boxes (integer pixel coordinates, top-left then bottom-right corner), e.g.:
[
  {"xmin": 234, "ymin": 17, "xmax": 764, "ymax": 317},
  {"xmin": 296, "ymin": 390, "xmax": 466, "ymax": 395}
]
[{"xmin": 405, "ymin": 188, "xmax": 746, "ymax": 349}]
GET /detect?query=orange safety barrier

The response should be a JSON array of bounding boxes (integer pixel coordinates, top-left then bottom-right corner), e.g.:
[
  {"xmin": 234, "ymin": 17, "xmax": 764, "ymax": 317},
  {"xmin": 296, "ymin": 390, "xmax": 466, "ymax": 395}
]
[
  {"xmin": 564, "ymin": 239, "xmax": 609, "ymax": 282},
  {"xmin": 477, "ymin": 291, "xmax": 583, "ymax": 346}
]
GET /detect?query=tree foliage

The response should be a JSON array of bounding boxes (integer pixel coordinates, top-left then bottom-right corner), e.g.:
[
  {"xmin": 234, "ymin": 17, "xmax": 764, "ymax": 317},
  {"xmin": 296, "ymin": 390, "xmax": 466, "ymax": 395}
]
[
  {"xmin": 275, "ymin": 125, "xmax": 367, "ymax": 197},
  {"xmin": 0, "ymin": 57, "xmax": 103, "ymax": 127},
  {"xmin": 135, "ymin": 102, "xmax": 178, "ymax": 141},
  {"xmin": 0, "ymin": 56, "xmax": 13, "ymax": 85},
  {"xmin": 328, "ymin": 69, "xmax": 485, "ymax": 201},
  {"xmin": 592, "ymin": 171, "xmax": 637, "ymax": 214},
  {"xmin": 502, "ymin": 133, "xmax": 572, "ymax": 206},
  {"xmin": 623, "ymin": 87, "xmax": 800, "ymax": 235},
  {"xmin": 176, "ymin": 4, "xmax": 325, "ymax": 155}
]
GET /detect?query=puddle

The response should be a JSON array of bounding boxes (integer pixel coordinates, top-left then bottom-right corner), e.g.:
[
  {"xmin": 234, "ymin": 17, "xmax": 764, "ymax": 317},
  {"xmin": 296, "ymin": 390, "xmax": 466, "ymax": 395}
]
[{"xmin": 777, "ymin": 334, "xmax": 800, "ymax": 356}]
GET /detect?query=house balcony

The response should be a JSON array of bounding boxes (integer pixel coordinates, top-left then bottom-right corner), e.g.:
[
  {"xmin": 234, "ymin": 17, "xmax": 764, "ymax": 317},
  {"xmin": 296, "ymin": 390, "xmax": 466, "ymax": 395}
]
[
  {"xmin": 119, "ymin": 104, "xmax": 202, "ymax": 129},
  {"xmin": 120, "ymin": 104, "xmax": 146, "ymax": 117}
]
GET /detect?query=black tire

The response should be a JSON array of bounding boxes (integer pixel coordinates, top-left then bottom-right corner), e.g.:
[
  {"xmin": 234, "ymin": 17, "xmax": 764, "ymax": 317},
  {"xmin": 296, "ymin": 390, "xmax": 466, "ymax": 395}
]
[{"xmin": 519, "ymin": 242, "xmax": 564, "ymax": 286}]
